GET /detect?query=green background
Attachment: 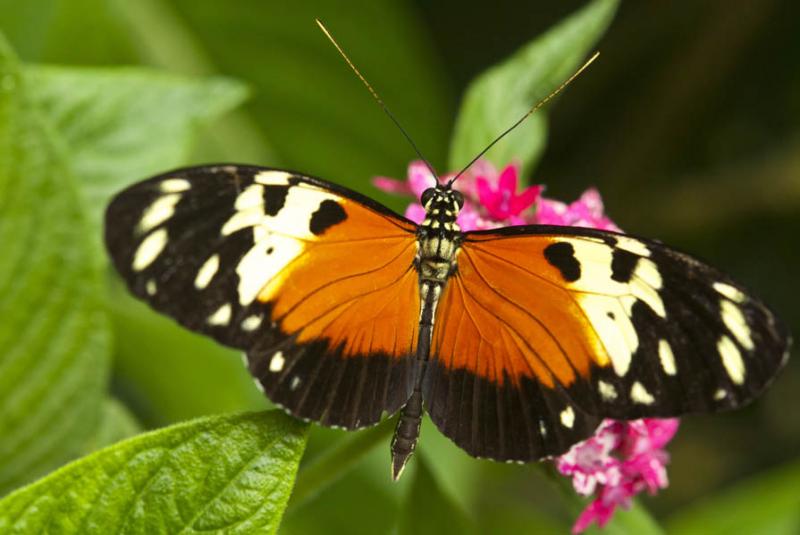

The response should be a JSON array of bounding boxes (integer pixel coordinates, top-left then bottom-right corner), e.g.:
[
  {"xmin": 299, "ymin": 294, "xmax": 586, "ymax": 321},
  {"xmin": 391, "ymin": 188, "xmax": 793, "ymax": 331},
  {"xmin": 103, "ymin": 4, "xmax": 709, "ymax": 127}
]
[{"xmin": 0, "ymin": 0, "xmax": 798, "ymax": 533}]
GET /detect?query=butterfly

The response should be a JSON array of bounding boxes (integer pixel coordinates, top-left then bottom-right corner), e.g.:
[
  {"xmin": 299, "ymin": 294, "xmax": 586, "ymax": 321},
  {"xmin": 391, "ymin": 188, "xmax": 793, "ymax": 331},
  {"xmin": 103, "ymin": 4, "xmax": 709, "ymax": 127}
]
[
  {"xmin": 104, "ymin": 21, "xmax": 790, "ymax": 479},
  {"xmin": 104, "ymin": 163, "xmax": 790, "ymax": 479}
]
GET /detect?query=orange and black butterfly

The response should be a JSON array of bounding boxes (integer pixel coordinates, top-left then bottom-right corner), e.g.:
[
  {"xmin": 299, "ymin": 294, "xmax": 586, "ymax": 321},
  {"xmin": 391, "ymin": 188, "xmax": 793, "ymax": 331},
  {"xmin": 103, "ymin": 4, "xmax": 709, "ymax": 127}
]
[
  {"xmin": 104, "ymin": 23, "xmax": 790, "ymax": 480},
  {"xmin": 104, "ymin": 163, "xmax": 790, "ymax": 478}
]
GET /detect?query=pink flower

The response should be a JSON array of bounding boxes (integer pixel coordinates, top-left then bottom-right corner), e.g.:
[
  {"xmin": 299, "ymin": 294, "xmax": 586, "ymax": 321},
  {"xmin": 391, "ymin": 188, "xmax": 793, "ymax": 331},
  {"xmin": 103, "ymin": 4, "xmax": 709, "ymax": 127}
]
[
  {"xmin": 557, "ymin": 419, "xmax": 679, "ymax": 533},
  {"xmin": 373, "ymin": 160, "xmax": 542, "ymax": 231},
  {"xmin": 536, "ymin": 188, "xmax": 621, "ymax": 231},
  {"xmin": 373, "ymin": 159, "xmax": 680, "ymax": 532},
  {"xmin": 476, "ymin": 162, "xmax": 542, "ymax": 225}
]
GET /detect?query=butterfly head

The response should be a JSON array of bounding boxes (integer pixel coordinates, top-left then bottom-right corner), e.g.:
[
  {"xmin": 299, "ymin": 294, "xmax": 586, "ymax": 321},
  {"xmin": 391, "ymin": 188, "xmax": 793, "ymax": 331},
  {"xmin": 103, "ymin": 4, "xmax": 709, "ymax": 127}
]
[{"xmin": 419, "ymin": 186, "xmax": 464, "ymax": 233}]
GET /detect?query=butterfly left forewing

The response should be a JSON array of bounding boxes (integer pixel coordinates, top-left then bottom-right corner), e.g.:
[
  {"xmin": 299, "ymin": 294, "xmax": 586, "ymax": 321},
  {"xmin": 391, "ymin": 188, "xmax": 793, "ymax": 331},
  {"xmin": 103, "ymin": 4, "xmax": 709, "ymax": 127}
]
[
  {"xmin": 105, "ymin": 164, "xmax": 421, "ymax": 429},
  {"xmin": 424, "ymin": 225, "xmax": 789, "ymax": 461}
]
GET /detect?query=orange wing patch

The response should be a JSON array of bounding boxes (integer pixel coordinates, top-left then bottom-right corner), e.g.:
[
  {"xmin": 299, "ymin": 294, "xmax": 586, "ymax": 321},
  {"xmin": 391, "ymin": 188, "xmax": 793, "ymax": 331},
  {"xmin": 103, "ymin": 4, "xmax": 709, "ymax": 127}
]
[
  {"xmin": 258, "ymin": 197, "xmax": 420, "ymax": 359},
  {"xmin": 432, "ymin": 239, "xmax": 598, "ymax": 388}
]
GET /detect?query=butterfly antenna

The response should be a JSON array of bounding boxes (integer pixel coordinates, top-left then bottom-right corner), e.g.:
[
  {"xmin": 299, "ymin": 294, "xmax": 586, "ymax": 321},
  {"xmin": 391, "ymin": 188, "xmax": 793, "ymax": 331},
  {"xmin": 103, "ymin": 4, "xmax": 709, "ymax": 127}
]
[
  {"xmin": 448, "ymin": 51, "xmax": 600, "ymax": 187},
  {"xmin": 316, "ymin": 19, "xmax": 440, "ymax": 185}
]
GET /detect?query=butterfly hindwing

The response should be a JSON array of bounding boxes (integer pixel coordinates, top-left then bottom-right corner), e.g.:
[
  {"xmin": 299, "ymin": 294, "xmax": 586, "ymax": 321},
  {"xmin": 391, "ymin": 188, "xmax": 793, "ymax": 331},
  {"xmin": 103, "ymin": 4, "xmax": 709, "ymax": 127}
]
[
  {"xmin": 424, "ymin": 225, "xmax": 789, "ymax": 461},
  {"xmin": 105, "ymin": 165, "xmax": 420, "ymax": 429}
]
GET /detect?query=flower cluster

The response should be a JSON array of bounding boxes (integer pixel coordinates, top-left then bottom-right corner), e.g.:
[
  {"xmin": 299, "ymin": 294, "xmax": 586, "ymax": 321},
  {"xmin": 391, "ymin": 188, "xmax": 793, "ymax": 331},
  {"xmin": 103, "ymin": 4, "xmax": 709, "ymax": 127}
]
[
  {"xmin": 556, "ymin": 418, "xmax": 679, "ymax": 533},
  {"xmin": 373, "ymin": 160, "xmax": 619, "ymax": 230},
  {"xmin": 374, "ymin": 160, "xmax": 679, "ymax": 533}
]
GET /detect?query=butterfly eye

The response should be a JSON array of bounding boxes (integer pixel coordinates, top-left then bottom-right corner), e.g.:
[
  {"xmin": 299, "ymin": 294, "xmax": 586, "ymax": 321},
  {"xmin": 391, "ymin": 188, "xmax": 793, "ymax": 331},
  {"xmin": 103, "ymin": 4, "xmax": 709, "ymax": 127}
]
[
  {"xmin": 421, "ymin": 188, "xmax": 436, "ymax": 206},
  {"xmin": 452, "ymin": 190, "xmax": 465, "ymax": 209}
]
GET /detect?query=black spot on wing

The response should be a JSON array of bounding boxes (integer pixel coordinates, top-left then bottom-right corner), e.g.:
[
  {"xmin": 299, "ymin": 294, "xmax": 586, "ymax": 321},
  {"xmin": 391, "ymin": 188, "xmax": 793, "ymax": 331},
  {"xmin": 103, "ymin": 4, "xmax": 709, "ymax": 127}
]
[
  {"xmin": 309, "ymin": 199, "xmax": 347, "ymax": 236},
  {"xmin": 263, "ymin": 185, "xmax": 289, "ymax": 216},
  {"xmin": 611, "ymin": 249, "xmax": 638, "ymax": 282},
  {"xmin": 544, "ymin": 242, "xmax": 581, "ymax": 282}
]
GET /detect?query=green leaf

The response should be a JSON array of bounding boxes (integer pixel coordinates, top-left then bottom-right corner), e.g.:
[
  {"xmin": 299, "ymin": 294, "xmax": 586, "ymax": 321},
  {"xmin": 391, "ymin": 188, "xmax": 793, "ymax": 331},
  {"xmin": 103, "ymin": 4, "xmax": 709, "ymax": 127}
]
[
  {"xmin": 0, "ymin": 410, "xmax": 309, "ymax": 534},
  {"xmin": 25, "ymin": 65, "xmax": 248, "ymax": 231},
  {"xmin": 82, "ymin": 398, "xmax": 142, "ymax": 454},
  {"xmin": 0, "ymin": 0, "xmax": 139, "ymax": 65},
  {"xmin": 0, "ymin": 35, "xmax": 110, "ymax": 495},
  {"xmin": 397, "ymin": 457, "xmax": 476, "ymax": 535},
  {"xmin": 664, "ymin": 458, "xmax": 800, "ymax": 535},
  {"xmin": 448, "ymin": 0, "xmax": 619, "ymax": 174}
]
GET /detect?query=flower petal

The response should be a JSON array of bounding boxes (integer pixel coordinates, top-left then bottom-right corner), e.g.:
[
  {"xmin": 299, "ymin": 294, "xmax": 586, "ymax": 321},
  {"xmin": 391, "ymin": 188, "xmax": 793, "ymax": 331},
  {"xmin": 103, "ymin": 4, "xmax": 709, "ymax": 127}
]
[
  {"xmin": 509, "ymin": 184, "xmax": 543, "ymax": 215},
  {"xmin": 497, "ymin": 163, "xmax": 519, "ymax": 193},
  {"xmin": 372, "ymin": 176, "xmax": 412, "ymax": 195},
  {"xmin": 404, "ymin": 203, "xmax": 426, "ymax": 224},
  {"xmin": 476, "ymin": 177, "xmax": 500, "ymax": 211},
  {"xmin": 535, "ymin": 197, "xmax": 569, "ymax": 225},
  {"xmin": 408, "ymin": 160, "xmax": 437, "ymax": 197}
]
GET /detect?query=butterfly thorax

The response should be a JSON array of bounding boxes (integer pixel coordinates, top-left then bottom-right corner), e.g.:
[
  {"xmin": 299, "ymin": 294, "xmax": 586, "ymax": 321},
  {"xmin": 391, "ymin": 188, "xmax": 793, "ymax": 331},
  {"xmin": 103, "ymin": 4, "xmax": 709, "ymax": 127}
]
[{"xmin": 416, "ymin": 186, "xmax": 464, "ymax": 284}]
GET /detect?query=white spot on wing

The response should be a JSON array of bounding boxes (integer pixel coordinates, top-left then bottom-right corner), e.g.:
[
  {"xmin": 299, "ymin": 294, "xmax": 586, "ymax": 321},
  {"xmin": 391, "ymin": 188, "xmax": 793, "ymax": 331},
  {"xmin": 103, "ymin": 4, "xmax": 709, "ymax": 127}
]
[
  {"xmin": 714, "ymin": 388, "xmax": 727, "ymax": 401},
  {"xmin": 235, "ymin": 183, "xmax": 265, "ymax": 210},
  {"xmin": 159, "ymin": 178, "xmax": 191, "ymax": 193},
  {"xmin": 721, "ymin": 300, "xmax": 754, "ymax": 350},
  {"xmin": 236, "ymin": 235, "xmax": 304, "ymax": 305},
  {"xmin": 241, "ymin": 315, "xmax": 262, "ymax": 331},
  {"xmin": 222, "ymin": 184, "xmax": 265, "ymax": 236},
  {"xmin": 207, "ymin": 303, "xmax": 232, "ymax": 326},
  {"xmin": 714, "ymin": 282, "xmax": 745, "ymax": 303},
  {"xmin": 658, "ymin": 339, "xmax": 677, "ymax": 375},
  {"xmin": 634, "ymin": 258, "xmax": 662, "ymax": 288},
  {"xmin": 139, "ymin": 193, "xmax": 181, "ymax": 233},
  {"xmin": 598, "ymin": 380, "xmax": 617, "ymax": 401},
  {"xmin": 630, "ymin": 258, "xmax": 666, "ymax": 317},
  {"xmin": 269, "ymin": 351, "xmax": 285, "ymax": 372},
  {"xmin": 564, "ymin": 238, "xmax": 673, "ymax": 371},
  {"xmin": 580, "ymin": 294, "xmax": 637, "ymax": 376},
  {"xmin": 132, "ymin": 228, "xmax": 168, "ymax": 271},
  {"xmin": 224, "ymin": 180, "xmax": 339, "ymax": 266},
  {"xmin": 146, "ymin": 279, "xmax": 157, "ymax": 296},
  {"xmin": 616, "ymin": 236, "xmax": 650, "ymax": 257},
  {"xmin": 268, "ymin": 184, "xmax": 340, "ymax": 238},
  {"xmin": 538, "ymin": 420, "xmax": 547, "ymax": 437},
  {"xmin": 290, "ymin": 376, "xmax": 302, "ymax": 391},
  {"xmin": 631, "ymin": 381, "xmax": 655, "ymax": 405},
  {"xmin": 194, "ymin": 254, "xmax": 220, "ymax": 289},
  {"xmin": 560, "ymin": 406, "xmax": 575, "ymax": 428},
  {"xmin": 718, "ymin": 335, "xmax": 745, "ymax": 385},
  {"xmin": 254, "ymin": 170, "xmax": 291, "ymax": 185}
]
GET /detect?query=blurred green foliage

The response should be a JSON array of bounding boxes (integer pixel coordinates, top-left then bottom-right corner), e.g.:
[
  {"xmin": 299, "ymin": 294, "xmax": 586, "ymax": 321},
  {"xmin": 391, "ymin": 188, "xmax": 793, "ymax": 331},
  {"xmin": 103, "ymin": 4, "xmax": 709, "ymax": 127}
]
[
  {"xmin": 0, "ymin": 37, "xmax": 110, "ymax": 494},
  {"xmin": 0, "ymin": 0, "xmax": 798, "ymax": 533}
]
